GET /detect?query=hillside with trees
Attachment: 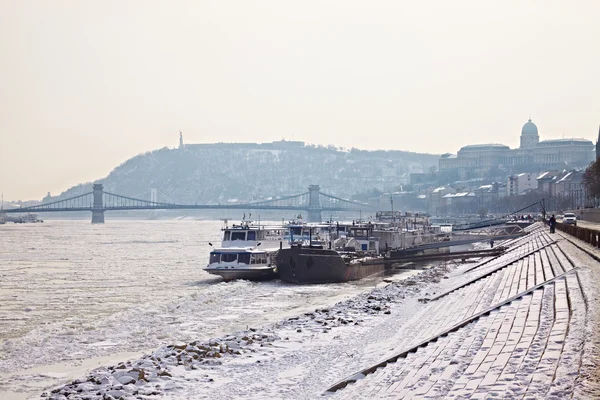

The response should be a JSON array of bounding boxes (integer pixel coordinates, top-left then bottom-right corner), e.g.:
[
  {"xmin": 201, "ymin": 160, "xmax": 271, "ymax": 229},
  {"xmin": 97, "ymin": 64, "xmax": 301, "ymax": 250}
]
[{"xmin": 49, "ymin": 142, "xmax": 439, "ymax": 204}]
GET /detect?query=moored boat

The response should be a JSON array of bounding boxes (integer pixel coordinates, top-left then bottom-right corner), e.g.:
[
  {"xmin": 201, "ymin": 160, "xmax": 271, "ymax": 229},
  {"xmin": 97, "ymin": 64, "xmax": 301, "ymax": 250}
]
[
  {"xmin": 204, "ymin": 219, "xmax": 291, "ymax": 281},
  {"xmin": 275, "ymin": 245, "xmax": 387, "ymax": 284},
  {"xmin": 12, "ymin": 213, "xmax": 43, "ymax": 223},
  {"xmin": 275, "ymin": 223, "xmax": 389, "ymax": 284}
]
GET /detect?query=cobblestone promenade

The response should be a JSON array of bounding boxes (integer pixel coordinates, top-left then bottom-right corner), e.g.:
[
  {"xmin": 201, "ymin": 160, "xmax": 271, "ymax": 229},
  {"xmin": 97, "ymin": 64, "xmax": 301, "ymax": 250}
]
[{"xmin": 330, "ymin": 223, "xmax": 600, "ymax": 399}]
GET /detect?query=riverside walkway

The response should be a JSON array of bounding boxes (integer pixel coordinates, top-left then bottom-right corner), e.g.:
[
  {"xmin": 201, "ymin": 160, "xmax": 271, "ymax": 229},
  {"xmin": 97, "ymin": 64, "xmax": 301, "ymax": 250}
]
[{"xmin": 329, "ymin": 223, "xmax": 600, "ymax": 399}]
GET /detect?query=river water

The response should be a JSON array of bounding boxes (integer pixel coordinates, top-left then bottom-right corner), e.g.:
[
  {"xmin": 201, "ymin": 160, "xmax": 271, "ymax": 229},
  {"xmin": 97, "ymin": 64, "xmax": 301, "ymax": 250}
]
[{"xmin": 0, "ymin": 219, "xmax": 416, "ymax": 399}]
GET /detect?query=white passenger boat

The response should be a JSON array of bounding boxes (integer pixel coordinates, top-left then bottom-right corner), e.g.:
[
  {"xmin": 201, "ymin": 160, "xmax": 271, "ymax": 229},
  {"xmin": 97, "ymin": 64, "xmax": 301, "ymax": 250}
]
[
  {"xmin": 204, "ymin": 247, "xmax": 278, "ymax": 281},
  {"xmin": 20, "ymin": 213, "xmax": 43, "ymax": 223},
  {"xmin": 204, "ymin": 220, "xmax": 286, "ymax": 281}
]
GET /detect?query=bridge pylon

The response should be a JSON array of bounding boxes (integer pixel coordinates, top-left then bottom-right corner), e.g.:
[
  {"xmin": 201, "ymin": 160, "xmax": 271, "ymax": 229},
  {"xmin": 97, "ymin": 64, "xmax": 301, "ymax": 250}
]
[
  {"xmin": 149, "ymin": 188, "xmax": 158, "ymax": 220},
  {"xmin": 91, "ymin": 183, "xmax": 105, "ymax": 224},
  {"xmin": 307, "ymin": 184, "xmax": 321, "ymax": 222}
]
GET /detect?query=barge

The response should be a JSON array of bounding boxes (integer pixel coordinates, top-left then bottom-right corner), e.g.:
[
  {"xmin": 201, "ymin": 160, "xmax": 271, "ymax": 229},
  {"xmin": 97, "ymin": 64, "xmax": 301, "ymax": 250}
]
[
  {"xmin": 275, "ymin": 246, "xmax": 387, "ymax": 284},
  {"xmin": 275, "ymin": 223, "xmax": 389, "ymax": 284}
]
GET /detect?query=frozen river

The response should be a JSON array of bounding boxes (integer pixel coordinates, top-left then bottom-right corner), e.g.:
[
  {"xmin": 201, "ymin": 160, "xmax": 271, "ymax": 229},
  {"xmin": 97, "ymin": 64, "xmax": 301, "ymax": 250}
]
[{"xmin": 0, "ymin": 219, "xmax": 416, "ymax": 399}]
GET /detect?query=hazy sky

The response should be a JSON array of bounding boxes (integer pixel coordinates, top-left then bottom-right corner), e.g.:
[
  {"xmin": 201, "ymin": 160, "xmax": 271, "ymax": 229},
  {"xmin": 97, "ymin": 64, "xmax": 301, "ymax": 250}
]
[{"xmin": 1, "ymin": 1, "xmax": 599, "ymax": 200}]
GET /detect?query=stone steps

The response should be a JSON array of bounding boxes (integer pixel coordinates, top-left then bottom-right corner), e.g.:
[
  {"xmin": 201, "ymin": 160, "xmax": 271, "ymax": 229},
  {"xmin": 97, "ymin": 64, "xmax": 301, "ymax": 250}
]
[{"xmin": 328, "ymin": 223, "xmax": 587, "ymax": 398}]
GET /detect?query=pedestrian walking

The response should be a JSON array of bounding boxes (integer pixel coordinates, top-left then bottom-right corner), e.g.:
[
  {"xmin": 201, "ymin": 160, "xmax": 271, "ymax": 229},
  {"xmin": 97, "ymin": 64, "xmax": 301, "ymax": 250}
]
[{"xmin": 549, "ymin": 214, "xmax": 556, "ymax": 233}]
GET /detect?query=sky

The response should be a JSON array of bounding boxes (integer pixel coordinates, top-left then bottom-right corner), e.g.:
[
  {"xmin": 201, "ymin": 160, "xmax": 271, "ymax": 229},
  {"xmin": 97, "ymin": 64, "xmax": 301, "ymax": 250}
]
[{"xmin": 1, "ymin": 0, "xmax": 599, "ymax": 201}]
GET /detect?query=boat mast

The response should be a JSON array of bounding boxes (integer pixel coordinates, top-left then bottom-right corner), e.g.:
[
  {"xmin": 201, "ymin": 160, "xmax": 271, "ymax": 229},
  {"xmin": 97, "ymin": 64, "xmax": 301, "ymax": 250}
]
[{"xmin": 390, "ymin": 194, "xmax": 394, "ymax": 230}]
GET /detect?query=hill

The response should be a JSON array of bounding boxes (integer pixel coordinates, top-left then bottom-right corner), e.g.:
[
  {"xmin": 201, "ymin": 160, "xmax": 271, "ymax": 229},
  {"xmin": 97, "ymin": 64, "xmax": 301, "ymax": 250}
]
[{"xmin": 50, "ymin": 142, "xmax": 439, "ymax": 204}]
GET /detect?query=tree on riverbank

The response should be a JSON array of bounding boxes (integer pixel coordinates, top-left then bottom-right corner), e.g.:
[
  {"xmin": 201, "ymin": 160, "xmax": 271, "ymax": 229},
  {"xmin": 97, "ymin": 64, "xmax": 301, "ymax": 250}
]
[{"xmin": 583, "ymin": 160, "xmax": 600, "ymax": 198}]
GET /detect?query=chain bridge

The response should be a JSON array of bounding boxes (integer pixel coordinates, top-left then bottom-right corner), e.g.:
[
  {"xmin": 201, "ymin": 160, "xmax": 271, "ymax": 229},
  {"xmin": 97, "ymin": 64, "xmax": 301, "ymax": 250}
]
[{"xmin": 1, "ymin": 184, "xmax": 372, "ymax": 223}]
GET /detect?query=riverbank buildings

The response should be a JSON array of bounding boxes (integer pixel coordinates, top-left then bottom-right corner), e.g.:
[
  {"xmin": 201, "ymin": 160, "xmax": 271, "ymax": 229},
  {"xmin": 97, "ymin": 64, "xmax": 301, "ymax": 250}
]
[{"xmin": 439, "ymin": 119, "xmax": 594, "ymax": 181}]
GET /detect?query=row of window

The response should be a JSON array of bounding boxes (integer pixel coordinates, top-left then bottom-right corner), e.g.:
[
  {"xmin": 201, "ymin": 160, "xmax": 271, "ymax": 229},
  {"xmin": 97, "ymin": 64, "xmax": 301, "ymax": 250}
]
[
  {"xmin": 223, "ymin": 228, "xmax": 311, "ymax": 241},
  {"xmin": 223, "ymin": 231, "xmax": 258, "ymax": 241},
  {"xmin": 209, "ymin": 252, "xmax": 269, "ymax": 265}
]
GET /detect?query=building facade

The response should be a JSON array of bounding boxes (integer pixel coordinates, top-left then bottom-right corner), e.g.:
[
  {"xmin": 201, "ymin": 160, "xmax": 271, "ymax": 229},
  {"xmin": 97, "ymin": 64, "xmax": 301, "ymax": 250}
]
[
  {"xmin": 507, "ymin": 173, "xmax": 538, "ymax": 196},
  {"xmin": 439, "ymin": 119, "xmax": 595, "ymax": 176}
]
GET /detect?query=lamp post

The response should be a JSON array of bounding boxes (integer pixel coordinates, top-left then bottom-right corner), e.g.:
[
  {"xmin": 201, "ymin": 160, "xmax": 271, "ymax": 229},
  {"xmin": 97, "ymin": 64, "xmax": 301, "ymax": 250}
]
[{"xmin": 557, "ymin": 190, "xmax": 566, "ymax": 211}]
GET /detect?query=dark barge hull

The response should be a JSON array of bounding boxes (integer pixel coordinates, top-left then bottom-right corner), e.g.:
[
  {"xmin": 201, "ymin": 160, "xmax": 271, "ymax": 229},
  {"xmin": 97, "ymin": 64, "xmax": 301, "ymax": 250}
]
[{"xmin": 275, "ymin": 247, "xmax": 387, "ymax": 284}]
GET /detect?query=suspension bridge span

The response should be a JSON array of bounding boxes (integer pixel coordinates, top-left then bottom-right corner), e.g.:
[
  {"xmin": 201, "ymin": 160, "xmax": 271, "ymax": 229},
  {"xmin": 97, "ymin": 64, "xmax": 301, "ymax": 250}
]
[{"xmin": 1, "ymin": 184, "xmax": 373, "ymax": 223}]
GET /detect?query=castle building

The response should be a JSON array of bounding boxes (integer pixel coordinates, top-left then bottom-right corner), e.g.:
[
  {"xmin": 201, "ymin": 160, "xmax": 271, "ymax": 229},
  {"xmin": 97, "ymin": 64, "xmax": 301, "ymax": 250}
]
[{"xmin": 439, "ymin": 119, "xmax": 595, "ymax": 177}]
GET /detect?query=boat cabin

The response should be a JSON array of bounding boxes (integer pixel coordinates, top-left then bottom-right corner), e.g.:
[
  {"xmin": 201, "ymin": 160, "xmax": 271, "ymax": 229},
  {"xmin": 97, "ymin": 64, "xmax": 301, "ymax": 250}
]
[
  {"xmin": 431, "ymin": 224, "xmax": 453, "ymax": 234},
  {"xmin": 346, "ymin": 224, "xmax": 380, "ymax": 254},
  {"xmin": 223, "ymin": 229, "xmax": 262, "ymax": 242},
  {"xmin": 283, "ymin": 222, "xmax": 335, "ymax": 247},
  {"xmin": 221, "ymin": 222, "xmax": 286, "ymax": 249},
  {"xmin": 283, "ymin": 223, "xmax": 313, "ymax": 242},
  {"xmin": 208, "ymin": 248, "xmax": 270, "ymax": 266}
]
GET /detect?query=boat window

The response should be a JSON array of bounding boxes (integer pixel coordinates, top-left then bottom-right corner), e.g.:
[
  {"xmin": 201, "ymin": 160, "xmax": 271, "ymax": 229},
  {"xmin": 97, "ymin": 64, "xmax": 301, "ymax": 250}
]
[
  {"xmin": 238, "ymin": 253, "xmax": 251, "ymax": 264},
  {"xmin": 209, "ymin": 253, "xmax": 220, "ymax": 263},
  {"xmin": 221, "ymin": 253, "xmax": 237, "ymax": 262},
  {"xmin": 247, "ymin": 231, "xmax": 256, "ymax": 241},
  {"xmin": 231, "ymin": 232, "xmax": 246, "ymax": 241},
  {"xmin": 291, "ymin": 227, "xmax": 302, "ymax": 236},
  {"xmin": 223, "ymin": 231, "xmax": 231, "ymax": 241}
]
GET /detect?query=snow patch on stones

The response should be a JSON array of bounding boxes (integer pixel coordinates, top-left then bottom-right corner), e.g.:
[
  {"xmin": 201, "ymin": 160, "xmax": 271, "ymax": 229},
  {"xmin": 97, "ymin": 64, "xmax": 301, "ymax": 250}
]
[{"xmin": 44, "ymin": 332, "xmax": 279, "ymax": 399}]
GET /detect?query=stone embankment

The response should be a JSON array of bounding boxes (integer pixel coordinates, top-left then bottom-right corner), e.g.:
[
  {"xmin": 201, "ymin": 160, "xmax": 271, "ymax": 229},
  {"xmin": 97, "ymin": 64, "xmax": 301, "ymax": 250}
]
[{"xmin": 329, "ymin": 223, "xmax": 600, "ymax": 399}]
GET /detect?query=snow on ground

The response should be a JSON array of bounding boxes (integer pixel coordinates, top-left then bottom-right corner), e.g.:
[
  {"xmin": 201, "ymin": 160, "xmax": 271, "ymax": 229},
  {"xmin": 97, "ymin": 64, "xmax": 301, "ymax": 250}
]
[{"xmin": 43, "ymin": 262, "xmax": 456, "ymax": 399}]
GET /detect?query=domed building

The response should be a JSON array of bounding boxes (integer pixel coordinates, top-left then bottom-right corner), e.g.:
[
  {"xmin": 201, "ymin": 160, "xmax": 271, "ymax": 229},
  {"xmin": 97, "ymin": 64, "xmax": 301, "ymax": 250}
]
[
  {"xmin": 520, "ymin": 119, "xmax": 539, "ymax": 149},
  {"xmin": 439, "ymin": 118, "xmax": 595, "ymax": 178}
]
